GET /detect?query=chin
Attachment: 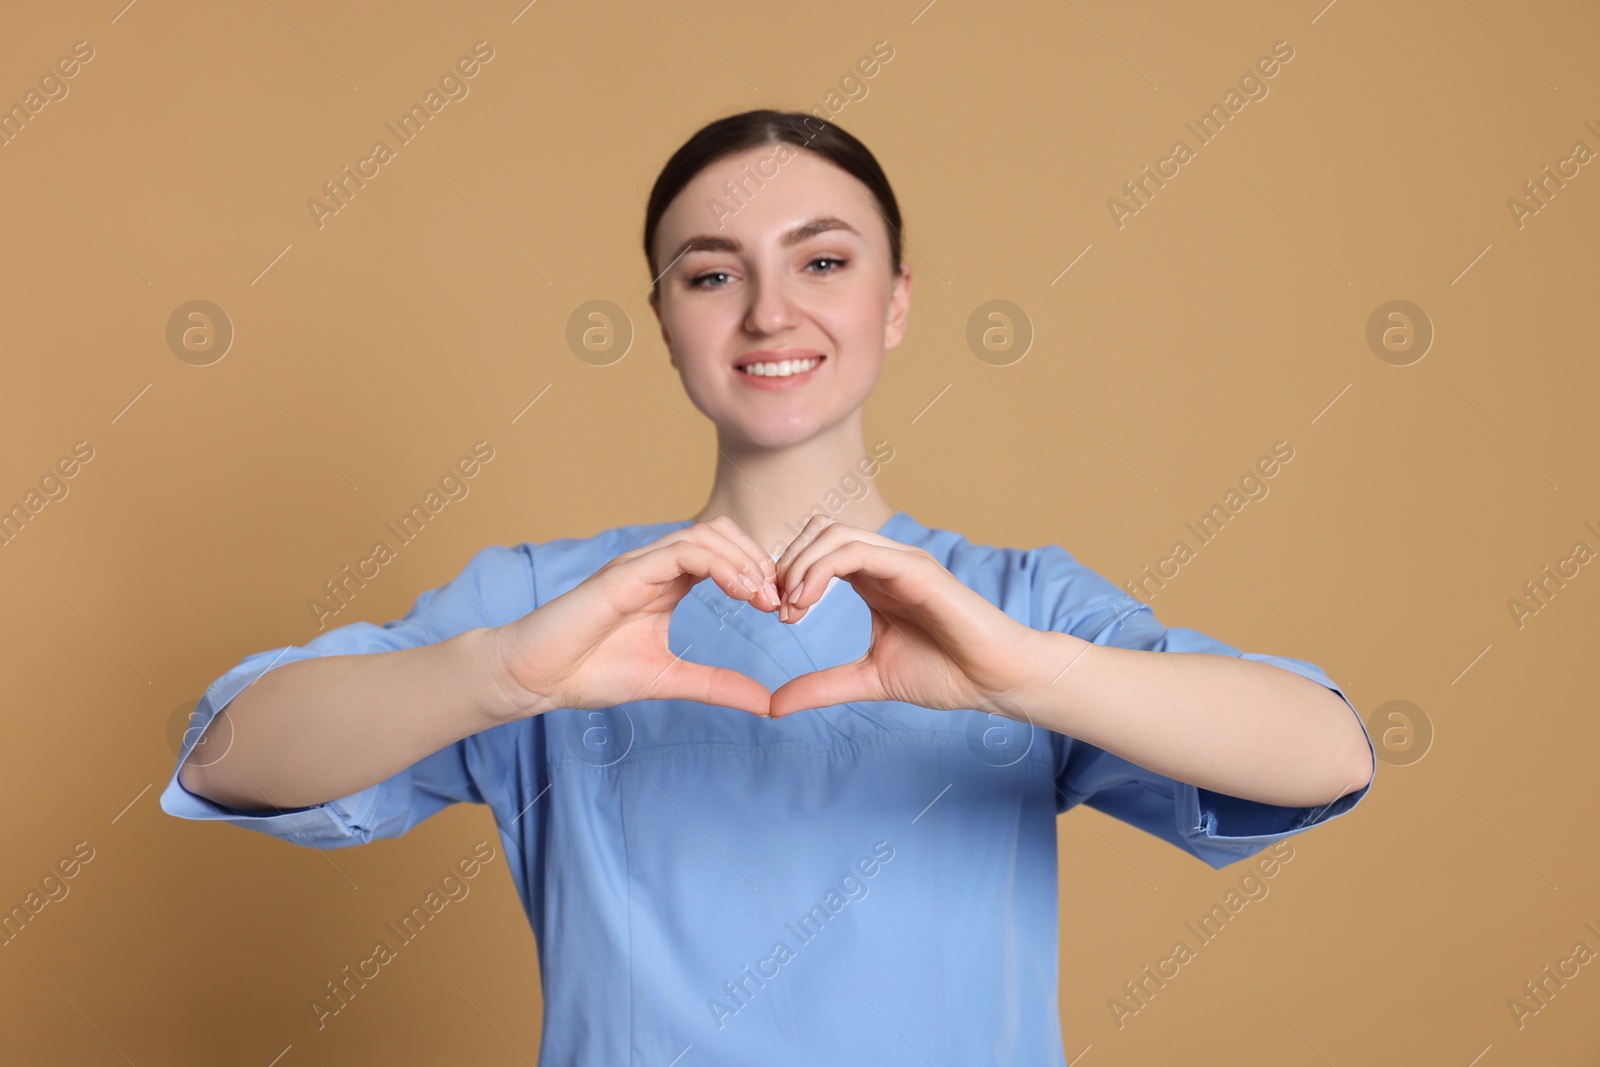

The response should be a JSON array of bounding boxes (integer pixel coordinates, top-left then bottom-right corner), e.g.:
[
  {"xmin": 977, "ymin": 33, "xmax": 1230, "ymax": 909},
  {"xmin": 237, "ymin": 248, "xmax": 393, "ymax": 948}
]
[
  {"xmin": 685, "ymin": 375, "xmax": 873, "ymax": 448},
  {"xmin": 732, "ymin": 420, "xmax": 820, "ymax": 450}
]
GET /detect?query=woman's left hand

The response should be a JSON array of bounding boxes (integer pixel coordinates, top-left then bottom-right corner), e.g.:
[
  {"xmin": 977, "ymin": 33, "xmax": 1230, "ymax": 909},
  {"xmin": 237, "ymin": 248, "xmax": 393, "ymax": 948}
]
[{"xmin": 766, "ymin": 515, "xmax": 1051, "ymax": 720}]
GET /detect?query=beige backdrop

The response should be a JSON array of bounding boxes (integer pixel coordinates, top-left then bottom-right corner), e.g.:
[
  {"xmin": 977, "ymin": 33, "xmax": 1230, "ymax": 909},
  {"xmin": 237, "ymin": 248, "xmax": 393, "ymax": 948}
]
[{"xmin": 2, "ymin": 0, "xmax": 1597, "ymax": 1063}]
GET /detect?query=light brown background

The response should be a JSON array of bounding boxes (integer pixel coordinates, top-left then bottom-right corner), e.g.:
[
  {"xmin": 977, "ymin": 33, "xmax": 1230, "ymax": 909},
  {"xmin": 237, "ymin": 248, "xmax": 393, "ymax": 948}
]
[{"xmin": 2, "ymin": 0, "xmax": 1597, "ymax": 1063}]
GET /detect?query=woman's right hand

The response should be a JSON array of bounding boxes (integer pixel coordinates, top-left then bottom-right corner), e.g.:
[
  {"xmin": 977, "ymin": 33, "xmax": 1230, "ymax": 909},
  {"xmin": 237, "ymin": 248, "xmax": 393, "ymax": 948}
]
[{"xmin": 487, "ymin": 517, "xmax": 783, "ymax": 719}]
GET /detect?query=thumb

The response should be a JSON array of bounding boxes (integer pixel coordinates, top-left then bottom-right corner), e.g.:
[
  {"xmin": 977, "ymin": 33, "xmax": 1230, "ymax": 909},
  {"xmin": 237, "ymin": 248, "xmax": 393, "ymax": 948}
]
[
  {"xmin": 768, "ymin": 658, "xmax": 882, "ymax": 719},
  {"xmin": 648, "ymin": 660, "xmax": 772, "ymax": 717}
]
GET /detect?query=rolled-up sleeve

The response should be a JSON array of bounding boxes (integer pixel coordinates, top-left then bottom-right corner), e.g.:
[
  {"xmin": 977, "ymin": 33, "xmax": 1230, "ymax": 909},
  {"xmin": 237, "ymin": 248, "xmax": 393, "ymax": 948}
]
[
  {"xmin": 1033, "ymin": 546, "xmax": 1376, "ymax": 869},
  {"xmin": 159, "ymin": 543, "xmax": 532, "ymax": 849}
]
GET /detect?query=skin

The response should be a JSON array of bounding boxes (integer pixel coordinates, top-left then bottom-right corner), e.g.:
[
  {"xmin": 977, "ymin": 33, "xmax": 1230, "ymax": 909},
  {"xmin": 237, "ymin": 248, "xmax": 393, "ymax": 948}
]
[
  {"xmin": 178, "ymin": 140, "xmax": 1373, "ymax": 814},
  {"xmin": 642, "ymin": 141, "xmax": 1374, "ymax": 809},
  {"xmin": 649, "ymin": 144, "xmax": 908, "ymax": 558}
]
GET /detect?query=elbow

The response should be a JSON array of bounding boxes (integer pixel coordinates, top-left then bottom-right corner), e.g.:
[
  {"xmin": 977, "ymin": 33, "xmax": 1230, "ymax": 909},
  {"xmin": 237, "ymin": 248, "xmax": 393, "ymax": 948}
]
[
  {"xmin": 1301, "ymin": 709, "xmax": 1375, "ymax": 809},
  {"xmin": 177, "ymin": 756, "xmax": 221, "ymax": 804},
  {"xmin": 1333, "ymin": 732, "xmax": 1375, "ymax": 802},
  {"xmin": 1347, "ymin": 704, "xmax": 1377, "ymax": 795},
  {"xmin": 1332, "ymin": 760, "xmax": 1373, "ymax": 805},
  {"xmin": 177, "ymin": 751, "xmax": 264, "ymax": 811},
  {"xmin": 1349, "ymin": 747, "xmax": 1375, "ymax": 795},
  {"xmin": 1309, "ymin": 760, "xmax": 1370, "ymax": 811},
  {"xmin": 1316, "ymin": 685, "xmax": 1375, "ymax": 803}
]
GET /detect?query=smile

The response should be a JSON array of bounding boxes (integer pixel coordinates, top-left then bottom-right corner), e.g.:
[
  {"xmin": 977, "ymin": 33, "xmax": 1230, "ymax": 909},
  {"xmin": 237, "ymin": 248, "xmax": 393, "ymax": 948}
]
[{"xmin": 737, "ymin": 356, "xmax": 823, "ymax": 378}]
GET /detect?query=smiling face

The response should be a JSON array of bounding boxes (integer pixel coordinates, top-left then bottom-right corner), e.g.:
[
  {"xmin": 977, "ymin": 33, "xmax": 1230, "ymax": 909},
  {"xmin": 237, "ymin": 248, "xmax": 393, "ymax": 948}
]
[{"xmin": 649, "ymin": 144, "xmax": 911, "ymax": 450}]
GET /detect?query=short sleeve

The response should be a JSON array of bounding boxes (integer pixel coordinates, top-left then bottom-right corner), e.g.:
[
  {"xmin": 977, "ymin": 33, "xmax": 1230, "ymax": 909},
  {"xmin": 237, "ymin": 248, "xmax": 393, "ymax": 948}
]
[
  {"xmin": 159, "ymin": 543, "xmax": 535, "ymax": 850},
  {"xmin": 1033, "ymin": 545, "xmax": 1376, "ymax": 870}
]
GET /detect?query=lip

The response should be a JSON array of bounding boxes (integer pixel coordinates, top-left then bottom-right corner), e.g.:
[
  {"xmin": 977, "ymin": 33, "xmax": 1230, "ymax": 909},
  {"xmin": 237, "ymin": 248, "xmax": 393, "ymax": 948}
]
[{"xmin": 732, "ymin": 350, "xmax": 826, "ymax": 391}]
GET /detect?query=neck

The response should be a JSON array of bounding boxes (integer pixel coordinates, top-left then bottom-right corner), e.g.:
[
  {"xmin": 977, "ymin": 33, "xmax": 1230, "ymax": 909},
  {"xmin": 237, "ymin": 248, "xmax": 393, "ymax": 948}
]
[{"xmin": 690, "ymin": 411, "xmax": 894, "ymax": 558}]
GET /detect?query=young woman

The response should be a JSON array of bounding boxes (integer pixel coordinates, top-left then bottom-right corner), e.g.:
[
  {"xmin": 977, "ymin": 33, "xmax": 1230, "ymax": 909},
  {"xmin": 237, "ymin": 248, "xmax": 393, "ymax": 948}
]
[{"xmin": 165, "ymin": 109, "xmax": 1375, "ymax": 1063}]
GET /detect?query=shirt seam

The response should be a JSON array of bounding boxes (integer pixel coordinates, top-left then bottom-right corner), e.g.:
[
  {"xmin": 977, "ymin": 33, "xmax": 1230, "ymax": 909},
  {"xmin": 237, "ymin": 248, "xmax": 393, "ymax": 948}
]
[
  {"xmin": 545, "ymin": 726, "xmax": 1058, "ymax": 770},
  {"xmin": 525, "ymin": 541, "xmax": 540, "ymax": 610},
  {"xmin": 687, "ymin": 585, "xmax": 793, "ymax": 680},
  {"xmin": 621, "ymin": 747, "xmax": 635, "ymax": 1067}
]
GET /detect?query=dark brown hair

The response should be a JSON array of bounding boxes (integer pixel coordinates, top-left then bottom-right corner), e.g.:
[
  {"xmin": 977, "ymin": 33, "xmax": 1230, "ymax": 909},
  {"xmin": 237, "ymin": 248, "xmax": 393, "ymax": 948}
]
[{"xmin": 643, "ymin": 109, "xmax": 903, "ymax": 301}]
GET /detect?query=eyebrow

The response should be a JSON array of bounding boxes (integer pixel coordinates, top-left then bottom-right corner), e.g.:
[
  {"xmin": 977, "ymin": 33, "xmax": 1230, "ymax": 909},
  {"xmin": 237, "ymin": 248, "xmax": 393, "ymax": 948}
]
[{"xmin": 667, "ymin": 215, "xmax": 862, "ymax": 265}]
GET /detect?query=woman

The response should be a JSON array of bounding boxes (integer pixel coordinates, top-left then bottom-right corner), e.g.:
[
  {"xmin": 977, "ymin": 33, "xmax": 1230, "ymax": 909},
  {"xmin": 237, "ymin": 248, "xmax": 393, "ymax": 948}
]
[{"xmin": 165, "ymin": 109, "xmax": 1375, "ymax": 1063}]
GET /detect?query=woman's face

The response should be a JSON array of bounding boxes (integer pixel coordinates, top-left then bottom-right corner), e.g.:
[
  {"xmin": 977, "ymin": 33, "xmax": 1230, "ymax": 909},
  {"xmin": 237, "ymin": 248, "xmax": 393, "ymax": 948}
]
[{"xmin": 649, "ymin": 144, "xmax": 911, "ymax": 450}]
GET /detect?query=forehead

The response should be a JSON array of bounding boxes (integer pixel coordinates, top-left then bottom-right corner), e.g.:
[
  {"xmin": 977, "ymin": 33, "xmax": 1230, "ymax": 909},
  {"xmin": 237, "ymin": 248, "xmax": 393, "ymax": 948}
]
[{"xmin": 655, "ymin": 145, "xmax": 880, "ymax": 254}]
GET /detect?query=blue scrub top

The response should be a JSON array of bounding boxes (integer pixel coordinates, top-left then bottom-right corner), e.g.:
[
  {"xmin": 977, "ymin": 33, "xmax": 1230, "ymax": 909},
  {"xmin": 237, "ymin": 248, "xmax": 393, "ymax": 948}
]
[{"xmin": 161, "ymin": 510, "xmax": 1374, "ymax": 1064}]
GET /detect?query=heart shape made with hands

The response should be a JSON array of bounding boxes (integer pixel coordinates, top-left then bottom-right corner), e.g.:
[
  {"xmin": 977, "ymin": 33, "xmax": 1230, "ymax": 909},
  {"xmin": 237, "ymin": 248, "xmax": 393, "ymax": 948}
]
[{"xmin": 711, "ymin": 518, "xmax": 1047, "ymax": 720}]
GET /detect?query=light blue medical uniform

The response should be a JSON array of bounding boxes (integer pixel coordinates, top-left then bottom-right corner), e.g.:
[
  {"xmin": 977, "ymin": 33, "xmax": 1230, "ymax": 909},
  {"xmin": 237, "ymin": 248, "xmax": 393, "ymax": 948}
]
[{"xmin": 161, "ymin": 510, "xmax": 1374, "ymax": 1064}]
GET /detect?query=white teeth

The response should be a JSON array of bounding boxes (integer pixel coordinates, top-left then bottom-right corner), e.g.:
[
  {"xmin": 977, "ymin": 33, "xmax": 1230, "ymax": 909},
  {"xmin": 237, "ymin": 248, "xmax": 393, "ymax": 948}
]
[{"xmin": 740, "ymin": 357, "xmax": 820, "ymax": 378}]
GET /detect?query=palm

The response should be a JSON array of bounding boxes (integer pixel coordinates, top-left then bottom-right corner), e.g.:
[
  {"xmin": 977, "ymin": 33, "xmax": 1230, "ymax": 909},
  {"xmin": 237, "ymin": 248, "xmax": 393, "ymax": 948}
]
[
  {"xmin": 555, "ymin": 572, "xmax": 729, "ymax": 708},
  {"xmin": 500, "ymin": 527, "xmax": 778, "ymax": 718},
  {"xmin": 855, "ymin": 595, "xmax": 974, "ymax": 711},
  {"xmin": 576, "ymin": 584, "xmax": 695, "ymax": 704}
]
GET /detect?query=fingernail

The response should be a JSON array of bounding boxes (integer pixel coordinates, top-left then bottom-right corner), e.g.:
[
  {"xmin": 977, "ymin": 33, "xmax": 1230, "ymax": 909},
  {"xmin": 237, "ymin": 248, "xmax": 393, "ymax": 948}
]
[
  {"xmin": 762, "ymin": 557, "xmax": 776, "ymax": 578},
  {"xmin": 789, "ymin": 578, "xmax": 805, "ymax": 604},
  {"xmin": 739, "ymin": 572, "xmax": 759, "ymax": 595},
  {"xmin": 764, "ymin": 581, "xmax": 779, "ymax": 606}
]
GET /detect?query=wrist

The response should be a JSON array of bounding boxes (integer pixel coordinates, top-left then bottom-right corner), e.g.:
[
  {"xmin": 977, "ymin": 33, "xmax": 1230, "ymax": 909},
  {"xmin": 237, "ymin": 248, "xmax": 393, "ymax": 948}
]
[
  {"xmin": 466, "ymin": 625, "xmax": 556, "ymax": 724},
  {"xmin": 1010, "ymin": 628, "xmax": 1093, "ymax": 726}
]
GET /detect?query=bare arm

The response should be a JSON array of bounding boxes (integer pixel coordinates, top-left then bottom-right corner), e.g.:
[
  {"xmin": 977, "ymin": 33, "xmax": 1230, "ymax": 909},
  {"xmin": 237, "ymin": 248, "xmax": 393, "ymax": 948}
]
[
  {"xmin": 763, "ymin": 518, "xmax": 1374, "ymax": 809},
  {"xmin": 177, "ymin": 626, "xmax": 525, "ymax": 812},
  {"xmin": 178, "ymin": 517, "xmax": 783, "ymax": 814},
  {"xmin": 1020, "ymin": 631, "xmax": 1374, "ymax": 808}
]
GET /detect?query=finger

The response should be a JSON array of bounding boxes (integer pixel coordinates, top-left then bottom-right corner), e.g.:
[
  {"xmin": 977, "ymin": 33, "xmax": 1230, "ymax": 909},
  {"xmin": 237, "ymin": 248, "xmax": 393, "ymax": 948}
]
[
  {"xmin": 622, "ymin": 519, "xmax": 769, "ymax": 582},
  {"xmin": 647, "ymin": 659, "xmax": 772, "ymax": 717},
  {"xmin": 772, "ymin": 512, "xmax": 845, "ymax": 582},
  {"xmin": 702, "ymin": 514, "xmax": 777, "ymax": 580},
  {"xmin": 768, "ymin": 658, "xmax": 883, "ymax": 718},
  {"xmin": 787, "ymin": 543, "xmax": 998, "ymax": 661},
  {"xmin": 774, "ymin": 517, "xmax": 863, "ymax": 619},
  {"xmin": 667, "ymin": 525, "xmax": 775, "ymax": 607},
  {"xmin": 644, "ymin": 520, "xmax": 778, "ymax": 611},
  {"xmin": 776, "ymin": 517, "xmax": 907, "ymax": 596},
  {"xmin": 685, "ymin": 520, "xmax": 781, "ymax": 611},
  {"xmin": 610, "ymin": 539, "xmax": 763, "ymax": 612},
  {"xmin": 782, "ymin": 537, "xmax": 926, "ymax": 623}
]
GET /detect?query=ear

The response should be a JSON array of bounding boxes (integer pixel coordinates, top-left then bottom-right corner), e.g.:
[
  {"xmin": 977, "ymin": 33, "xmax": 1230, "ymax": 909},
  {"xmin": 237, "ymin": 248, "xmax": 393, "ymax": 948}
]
[{"xmin": 883, "ymin": 262, "xmax": 913, "ymax": 352}]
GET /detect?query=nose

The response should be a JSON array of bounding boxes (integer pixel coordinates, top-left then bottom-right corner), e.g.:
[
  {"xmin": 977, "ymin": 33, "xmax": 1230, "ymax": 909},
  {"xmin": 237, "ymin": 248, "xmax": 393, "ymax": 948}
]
[{"xmin": 743, "ymin": 268, "xmax": 800, "ymax": 336}]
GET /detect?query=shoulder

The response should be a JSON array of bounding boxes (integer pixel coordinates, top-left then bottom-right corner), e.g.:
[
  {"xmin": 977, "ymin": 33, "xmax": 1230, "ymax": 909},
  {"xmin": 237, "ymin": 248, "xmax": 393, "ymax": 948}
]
[
  {"xmin": 893, "ymin": 513, "xmax": 1138, "ymax": 632},
  {"xmin": 399, "ymin": 542, "xmax": 536, "ymax": 638}
]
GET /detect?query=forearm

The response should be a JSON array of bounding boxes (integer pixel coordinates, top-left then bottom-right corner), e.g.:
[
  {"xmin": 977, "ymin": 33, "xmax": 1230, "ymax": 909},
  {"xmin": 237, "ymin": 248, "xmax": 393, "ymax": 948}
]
[
  {"xmin": 1018, "ymin": 630, "xmax": 1373, "ymax": 808},
  {"xmin": 177, "ymin": 626, "xmax": 525, "ymax": 812}
]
